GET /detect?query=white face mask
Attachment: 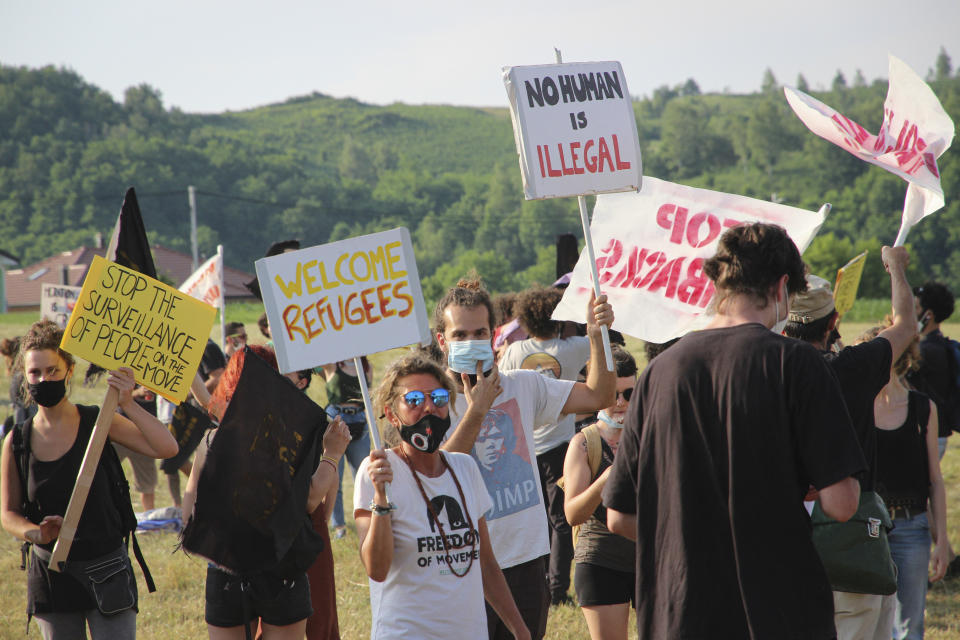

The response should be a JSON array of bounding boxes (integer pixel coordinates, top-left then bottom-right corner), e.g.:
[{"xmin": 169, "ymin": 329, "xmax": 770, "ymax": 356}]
[
  {"xmin": 597, "ymin": 410, "xmax": 624, "ymax": 430},
  {"xmin": 771, "ymin": 282, "xmax": 788, "ymax": 335}
]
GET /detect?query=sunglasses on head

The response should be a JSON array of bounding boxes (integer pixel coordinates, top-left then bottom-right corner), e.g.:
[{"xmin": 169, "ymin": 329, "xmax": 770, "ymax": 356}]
[
  {"xmin": 616, "ymin": 388, "xmax": 633, "ymax": 402},
  {"xmin": 402, "ymin": 388, "xmax": 450, "ymax": 408}
]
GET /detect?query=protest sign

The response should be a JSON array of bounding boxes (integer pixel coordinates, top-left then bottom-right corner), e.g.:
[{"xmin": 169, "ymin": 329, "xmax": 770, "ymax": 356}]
[
  {"xmin": 833, "ymin": 251, "xmax": 868, "ymax": 318},
  {"xmin": 503, "ymin": 61, "xmax": 642, "ymax": 201},
  {"xmin": 256, "ymin": 227, "xmax": 430, "ymax": 375},
  {"xmin": 40, "ymin": 283, "xmax": 82, "ymax": 329},
  {"xmin": 784, "ymin": 55, "xmax": 954, "ymax": 245},
  {"xmin": 552, "ymin": 177, "xmax": 827, "ymax": 343},
  {"xmin": 61, "ymin": 255, "xmax": 217, "ymax": 403}
]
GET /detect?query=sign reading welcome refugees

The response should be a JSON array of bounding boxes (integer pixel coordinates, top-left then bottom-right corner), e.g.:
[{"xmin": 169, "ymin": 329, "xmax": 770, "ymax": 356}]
[
  {"xmin": 256, "ymin": 227, "xmax": 431, "ymax": 374},
  {"xmin": 552, "ymin": 177, "xmax": 826, "ymax": 343},
  {"xmin": 503, "ymin": 61, "xmax": 642, "ymax": 200},
  {"xmin": 61, "ymin": 255, "xmax": 217, "ymax": 403}
]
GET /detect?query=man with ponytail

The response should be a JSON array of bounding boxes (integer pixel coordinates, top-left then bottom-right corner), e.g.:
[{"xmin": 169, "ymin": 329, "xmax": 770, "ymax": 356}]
[{"xmin": 603, "ymin": 223, "xmax": 865, "ymax": 639}]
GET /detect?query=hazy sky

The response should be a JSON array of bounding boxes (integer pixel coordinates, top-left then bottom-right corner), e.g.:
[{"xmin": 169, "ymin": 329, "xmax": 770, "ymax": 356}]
[{"xmin": 2, "ymin": 1, "xmax": 958, "ymax": 115}]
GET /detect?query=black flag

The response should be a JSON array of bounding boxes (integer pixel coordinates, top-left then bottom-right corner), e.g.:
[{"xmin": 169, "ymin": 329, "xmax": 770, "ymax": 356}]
[
  {"xmin": 86, "ymin": 187, "xmax": 158, "ymax": 384},
  {"xmin": 106, "ymin": 187, "xmax": 158, "ymax": 278},
  {"xmin": 160, "ymin": 402, "xmax": 214, "ymax": 475},
  {"xmin": 181, "ymin": 348, "xmax": 326, "ymax": 576}
]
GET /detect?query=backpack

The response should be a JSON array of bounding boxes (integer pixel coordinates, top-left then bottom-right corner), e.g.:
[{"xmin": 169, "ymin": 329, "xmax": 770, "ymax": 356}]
[
  {"xmin": 11, "ymin": 407, "xmax": 155, "ymax": 592},
  {"xmin": 558, "ymin": 424, "xmax": 603, "ymax": 550},
  {"xmin": 932, "ymin": 333, "xmax": 960, "ymax": 433}
]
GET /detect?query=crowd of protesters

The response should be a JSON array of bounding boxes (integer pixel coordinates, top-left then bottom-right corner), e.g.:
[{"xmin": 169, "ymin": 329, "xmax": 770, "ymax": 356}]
[{"xmin": 2, "ymin": 221, "xmax": 960, "ymax": 639}]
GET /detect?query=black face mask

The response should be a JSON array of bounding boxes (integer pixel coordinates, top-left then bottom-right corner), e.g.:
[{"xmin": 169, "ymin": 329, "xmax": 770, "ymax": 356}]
[
  {"xmin": 28, "ymin": 378, "xmax": 67, "ymax": 408},
  {"xmin": 399, "ymin": 413, "xmax": 451, "ymax": 454}
]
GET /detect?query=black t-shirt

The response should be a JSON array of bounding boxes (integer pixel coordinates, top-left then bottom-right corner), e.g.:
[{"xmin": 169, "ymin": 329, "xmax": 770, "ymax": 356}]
[
  {"xmin": 822, "ymin": 337, "xmax": 892, "ymax": 490},
  {"xmin": 908, "ymin": 330, "xmax": 954, "ymax": 437},
  {"xmin": 200, "ymin": 339, "xmax": 227, "ymax": 379},
  {"xmin": 603, "ymin": 323, "xmax": 866, "ymax": 640}
]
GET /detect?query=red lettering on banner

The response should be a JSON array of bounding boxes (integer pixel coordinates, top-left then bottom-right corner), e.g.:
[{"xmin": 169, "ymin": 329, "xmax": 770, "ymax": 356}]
[
  {"xmin": 699, "ymin": 281, "xmax": 715, "ymax": 308},
  {"xmin": 634, "ymin": 252, "xmax": 666, "ymax": 288},
  {"xmin": 685, "ymin": 212, "xmax": 721, "ymax": 248},
  {"xmin": 583, "ymin": 140, "xmax": 597, "ymax": 172},
  {"xmin": 570, "ymin": 142, "xmax": 584, "ymax": 174},
  {"xmin": 595, "ymin": 238, "xmax": 623, "ymax": 273},
  {"xmin": 557, "ymin": 144, "xmax": 574, "ymax": 175},
  {"xmin": 677, "ymin": 258, "xmax": 709, "ymax": 305},
  {"xmin": 924, "ymin": 153, "xmax": 940, "ymax": 178},
  {"xmin": 656, "ymin": 204, "xmax": 688, "ymax": 245},
  {"xmin": 647, "ymin": 258, "xmax": 684, "ymax": 298},
  {"xmin": 609, "ymin": 246, "xmax": 640, "ymax": 287},
  {"xmin": 596, "ymin": 137, "xmax": 615, "ymax": 172},
  {"xmin": 542, "ymin": 146, "xmax": 562, "ymax": 177},
  {"xmin": 537, "ymin": 146, "xmax": 546, "ymax": 178},
  {"xmin": 612, "ymin": 134, "xmax": 631, "ymax": 170}
]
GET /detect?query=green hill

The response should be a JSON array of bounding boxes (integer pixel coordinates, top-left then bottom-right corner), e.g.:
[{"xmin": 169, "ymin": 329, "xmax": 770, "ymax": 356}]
[{"xmin": 1, "ymin": 55, "xmax": 959, "ymax": 300}]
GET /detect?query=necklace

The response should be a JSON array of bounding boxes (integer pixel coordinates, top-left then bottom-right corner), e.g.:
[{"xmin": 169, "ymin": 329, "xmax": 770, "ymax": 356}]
[{"xmin": 396, "ymin": 448, "xmax": 476, "ymax": 578}]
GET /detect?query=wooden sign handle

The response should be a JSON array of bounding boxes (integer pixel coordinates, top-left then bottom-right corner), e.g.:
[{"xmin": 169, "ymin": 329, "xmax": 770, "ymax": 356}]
[{"xmin": 47, "ymin": 387, "xmax": 119, "ymax": 572}]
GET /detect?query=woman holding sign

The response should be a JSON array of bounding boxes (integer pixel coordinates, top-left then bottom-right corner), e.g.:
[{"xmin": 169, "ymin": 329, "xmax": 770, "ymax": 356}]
[
  {"xmin": 0, "ymin": 319, "xmax": 178, "ymax": 639},
  {"xmin": 355, "ymin": 353, "xmax": 530, "ymax": 640}
]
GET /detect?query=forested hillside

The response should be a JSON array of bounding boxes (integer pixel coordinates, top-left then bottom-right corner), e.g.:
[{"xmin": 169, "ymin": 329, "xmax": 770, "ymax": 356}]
[{"xmin": 1, "ymin": 51, "xmax": 959, "ymax": 301}]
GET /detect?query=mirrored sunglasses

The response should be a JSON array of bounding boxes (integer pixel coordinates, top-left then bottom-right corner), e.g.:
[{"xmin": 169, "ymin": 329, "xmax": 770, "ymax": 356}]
[
  {"xmin": 616, "ymin": 388, "xmax": 633, "ymax": 402},
  {"xmin": 402, "ymin": 389, "xmax": 450, "ymax": 408}
]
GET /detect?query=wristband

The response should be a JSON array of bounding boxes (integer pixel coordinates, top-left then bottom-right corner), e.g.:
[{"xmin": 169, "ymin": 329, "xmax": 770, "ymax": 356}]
[
  {"xmin": 321, "ymin": 455, "xmax": 340, "ymax": 469},
  {"xmin": 369, "ymin": 501, "xmax": 396, "ymax": 516}
]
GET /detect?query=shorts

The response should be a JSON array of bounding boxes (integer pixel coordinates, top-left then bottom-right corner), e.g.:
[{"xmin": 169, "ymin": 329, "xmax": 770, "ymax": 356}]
[
  {"xmin": 205, "ymin": 566, "xmax": 312, "ymax": 628},
  {"xmin": 112, "ymin": 443, "xmax": 157, "ymax": 493},
  {"xmin": 574, "ymin": 562, "xmax": 635, "ymax": 607}
]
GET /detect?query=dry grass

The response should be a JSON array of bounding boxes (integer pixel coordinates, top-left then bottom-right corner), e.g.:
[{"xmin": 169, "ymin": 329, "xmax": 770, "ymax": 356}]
[{"xmin": 0, "ymin": 311, "xmax": 957, "ymax": 638}]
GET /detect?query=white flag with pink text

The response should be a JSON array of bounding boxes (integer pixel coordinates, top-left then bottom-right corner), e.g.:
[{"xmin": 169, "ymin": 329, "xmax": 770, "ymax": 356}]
[
  {"xmin": 784, "ymin": 55, "xmax": 954, "ymax": 245},
  {"xmin": 551, "ymin": 177, "xmax": 826, "ymax": 343}
]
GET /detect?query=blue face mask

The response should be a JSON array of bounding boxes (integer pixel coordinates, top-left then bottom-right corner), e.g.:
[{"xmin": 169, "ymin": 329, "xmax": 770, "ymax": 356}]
[
  {"xmin": 597, "ymin": 410, "xmax": 624, "ymax": 430},
  {"xmin": 446, "ymin": 339, "xmax": 495, "ymax": 375}
]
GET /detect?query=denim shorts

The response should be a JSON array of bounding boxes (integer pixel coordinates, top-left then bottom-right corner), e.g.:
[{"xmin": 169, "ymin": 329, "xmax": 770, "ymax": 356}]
[{"xmin": 205, "ymin": 566, "xmax": 312, "ymax": 628}]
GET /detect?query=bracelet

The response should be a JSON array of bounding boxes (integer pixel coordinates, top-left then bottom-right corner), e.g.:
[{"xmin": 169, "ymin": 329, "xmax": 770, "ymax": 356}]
[
  {"xmin": 321, "ymin": 455, "xmax": 340, "ymax": 469},
  {"xmin": 369, "ymin": 501, "xmax": 396, "ymax": 516}
]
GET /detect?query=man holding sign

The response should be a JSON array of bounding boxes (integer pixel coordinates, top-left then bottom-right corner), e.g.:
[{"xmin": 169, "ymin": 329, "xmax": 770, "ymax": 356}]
[
  {"xmin": 438, "ymin": 276, "xmax": 616, "ymax": 640},
  {"xmin": 1, "ymin": 319, "xmax": 178, "ymax": 638}
]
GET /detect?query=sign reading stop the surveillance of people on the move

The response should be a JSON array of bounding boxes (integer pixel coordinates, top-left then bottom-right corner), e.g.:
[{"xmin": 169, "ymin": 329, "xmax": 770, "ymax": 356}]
[
  {"xmin": 256, "ymin": 227, "xmax": 431, "ymax": 374},
  {"xmin": 61, "ymin": 255, "xmax": 217, "ymax": 403},
  {"xmin": 503, "ymin": 61, "xmax": 643, "ymax": 200}
]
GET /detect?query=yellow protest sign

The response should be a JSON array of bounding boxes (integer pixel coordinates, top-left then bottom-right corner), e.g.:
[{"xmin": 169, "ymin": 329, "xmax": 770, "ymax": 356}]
[
  {"xmin": 833, "ymin": 251, "xmax": 868, "ymax": 318},
  {"xmin": 61, "ymin": 255, "xmax": 217, "ymax": 402}
]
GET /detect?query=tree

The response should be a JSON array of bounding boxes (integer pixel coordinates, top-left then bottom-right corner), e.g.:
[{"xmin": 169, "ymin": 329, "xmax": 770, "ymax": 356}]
[
  {"xmin": 680, "ymin": 78, "xmax": 701, "ymax": 96},
  {"xmin": 796, "ymin": 74, "xmax": 810, "ymax": 93},
  {"xmin": 337, "ymin": 136, "xmax": 376, "ymax": 184},
  {"xmin": 853, "ymin": 69, "xmax": 867, "ymax": 88},
  {"xmin": 936, "ymin": 46, "xmax": 953, "ymax": 80},
  {"xmin": 832, "ymin": 70, "xmax": 847, "ymax": 92},
  {"xmin": 761, "ymin": 68, "xmax": 778, "ymax": 93}
]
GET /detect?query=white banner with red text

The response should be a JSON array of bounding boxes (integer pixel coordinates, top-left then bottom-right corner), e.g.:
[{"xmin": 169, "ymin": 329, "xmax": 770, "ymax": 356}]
[
  {"xmin": 179, "ymin": 253, "xmax": 224, "ymax": 309},
  {"xmin": 552, "ymin": 177, "xmax": 826, "ymax": 343},
  {"xmin": 784, "ymin": 55, "xmax": 954, "ymax": 244}
]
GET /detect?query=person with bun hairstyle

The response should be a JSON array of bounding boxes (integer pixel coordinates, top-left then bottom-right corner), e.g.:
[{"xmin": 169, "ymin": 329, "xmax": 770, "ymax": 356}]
[
  {"xmin": 1, "ymin": 319, "xmax": 178, "ymax": 639},
  {"xmin": 354, "ymin": 353, "xmax": 529, "ymax": 640},
  {"xmin": 603, "ymin": 223, "xmax": 866, "ymax": 639}
]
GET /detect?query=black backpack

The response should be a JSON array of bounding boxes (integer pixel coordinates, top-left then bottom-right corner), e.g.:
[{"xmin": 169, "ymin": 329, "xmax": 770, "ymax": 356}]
[{"xmin": 11, "ymin": 407, "xmax": 155, "ymax": 592}]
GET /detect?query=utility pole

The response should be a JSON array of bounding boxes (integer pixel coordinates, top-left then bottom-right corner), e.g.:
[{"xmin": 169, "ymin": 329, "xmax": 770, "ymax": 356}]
[{"xmin": 188, "ymin": 185, "xmax": 199, "ymax": 271}]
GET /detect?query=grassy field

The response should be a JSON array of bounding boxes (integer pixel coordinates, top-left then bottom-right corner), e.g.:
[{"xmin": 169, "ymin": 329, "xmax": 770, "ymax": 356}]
[{"xmin": 0, "ymin": 306, "xmax": 957, "ymax": 638}]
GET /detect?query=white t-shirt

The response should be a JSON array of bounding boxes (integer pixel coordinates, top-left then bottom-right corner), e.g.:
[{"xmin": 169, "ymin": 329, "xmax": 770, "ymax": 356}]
[
  {"xmin": 499, "ymin": 336, "xmax": 590, "ymax": 455},
  {"xmin": 354, "ymin": 450, "xmax": 493, "ymax": 640},
  {"xmin": 448, "ymin": 369, "xmax": 575, "ymax": 568}
]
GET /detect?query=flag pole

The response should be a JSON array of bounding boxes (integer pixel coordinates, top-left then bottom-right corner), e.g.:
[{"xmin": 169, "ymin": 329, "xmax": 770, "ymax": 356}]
[
  {"xmin": 218, "ymin": 245, "xmax": 226, "ymax": 348},
  {"xmin": 555, "ymin": 47, "xmax": 614, "ymax": 371},
  {"xmin": 355, "ymin": 356, "xmax": 391, "ymax": 504}
]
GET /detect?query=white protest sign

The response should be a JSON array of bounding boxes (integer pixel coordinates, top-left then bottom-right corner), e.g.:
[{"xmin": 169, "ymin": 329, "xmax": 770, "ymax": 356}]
[
  {"xmin": 180, "ymin": 252, "xmax": 223, "ymax": 309},
  {"xmin": 40, "ymin": 283, "xmax": 82, "ymax": 329},
  {"xmin": 552, "ymin": 177, "xmax": 827, "ymax": 343},
  {"xmin": 784, "ymin": 55, "xmax": 954, "ymax": 245},
  {"xmin": 503, "ymin": 61, "xmax": 642, "ymax": 200},
  {"xmin": 256, "ymin": 228, "xmax": 431, "ymax": 374}
]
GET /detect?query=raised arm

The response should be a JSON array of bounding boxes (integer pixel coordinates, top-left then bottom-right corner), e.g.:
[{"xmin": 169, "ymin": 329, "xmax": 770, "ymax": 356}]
[
  {"xmin": 876, "ymin": 246, "xmax": 917, "ymax": 362},
  {"xmin": 107, "ymin": 368, "xmax": 179, "ymax": 459},
  {"xmin": 442, "ymin": 362, "xmax": 502, "ymax": 454},
  {"xmin": 561, "ymin": 293, "xmax": 616, "ymax": 415}
]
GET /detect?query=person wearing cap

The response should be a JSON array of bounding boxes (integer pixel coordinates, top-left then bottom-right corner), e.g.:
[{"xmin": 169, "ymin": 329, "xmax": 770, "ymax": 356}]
[{"xmin": 783, "ymin": 245, "xmax": 916, "ymax": 640}]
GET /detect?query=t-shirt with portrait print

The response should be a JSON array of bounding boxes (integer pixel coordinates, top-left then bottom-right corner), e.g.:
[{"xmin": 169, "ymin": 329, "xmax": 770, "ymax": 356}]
[{"xmin": 355, "ymin": 450, "xmax": 493, "ymax": 640}]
